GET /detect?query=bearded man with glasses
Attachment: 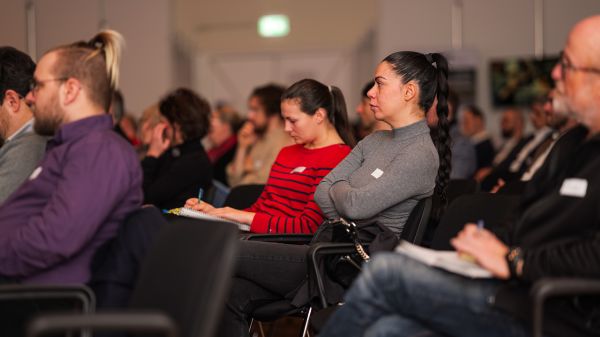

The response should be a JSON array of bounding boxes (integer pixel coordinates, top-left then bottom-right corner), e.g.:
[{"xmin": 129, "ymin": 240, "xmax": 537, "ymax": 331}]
[{"xmin": 0, "ymin": 30, "xmax": 142, "ymax": 285}]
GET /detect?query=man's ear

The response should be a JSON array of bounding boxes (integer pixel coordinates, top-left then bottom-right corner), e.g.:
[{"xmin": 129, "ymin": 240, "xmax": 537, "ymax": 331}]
[
  {"xmin": 61, "ymin": 78, "xmax": 81, "ymax": 105},
  {"xmin": 3, "ymin": 90, "xmax": 23, "ymax": 113},
  {"xmin": 314, "ymin": 108, "xmax": 327, "ymax": 124}
]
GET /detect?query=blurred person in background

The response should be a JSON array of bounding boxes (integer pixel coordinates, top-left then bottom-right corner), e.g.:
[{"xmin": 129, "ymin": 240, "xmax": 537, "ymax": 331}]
[
  {"xmin": 475, "ymin": 108, "xmax": 528, "ymax": 189},
  {"xmin": 461, "ymin": 104, "xmax": 496, "ymax": 171},
  {"xmin": 0, "ymin": 46, "xmax": 47, "ymax": 203},
  {"xmin": 427, "ymin": 89, "xmax": 476, "ymax": 179},
  {"xmin": 206, "ymin": 102, "xmax": 242, "ymax": 186},
  {"xmin": 110, "ymin": 90, "xmax": 141, "ymax": 148},
  {"xmin": 353, "ymin": 80, "xmax": 390, "ymax": 140},
  {"xmin": 138, "ymin": 102, "xmax": 160, "ymax": 157},
  {"xmin": 226, "ymin": 84, "xmax": 292, "ymax": 187},
  {"xmin": 142, "ymin": 88, "xmax": 212, "ymax": 209}
]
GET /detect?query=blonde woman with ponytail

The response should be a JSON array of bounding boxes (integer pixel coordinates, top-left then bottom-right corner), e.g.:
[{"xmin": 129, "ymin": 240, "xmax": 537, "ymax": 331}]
[{"xmin": 0, "ymin": 30, "xmax": 143, "ymax": 285}]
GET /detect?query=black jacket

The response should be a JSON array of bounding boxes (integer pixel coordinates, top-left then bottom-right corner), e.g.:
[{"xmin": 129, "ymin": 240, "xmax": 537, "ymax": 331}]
[
  {"xmin": 495, "ymin": 128, "xmax": 600, "ymax": 337},
  {"xmin": 141, "ymin": 140, "xmax": 212, "ymax": 210}
]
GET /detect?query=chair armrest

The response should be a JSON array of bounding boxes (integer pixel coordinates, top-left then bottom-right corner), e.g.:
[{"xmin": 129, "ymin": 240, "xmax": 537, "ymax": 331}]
[
  {"xmin": 243, "ymin": 233, "xmax": 313, "ymax": 244},
  {"xmin": 0, "ymin": 284, "xmax": 95, "ymax": 313},
  {"xmin": 531, "ymin": 277, "xmax": 600, "ymax": 337},
  {"xmin": 27, "ymin": 311, "xmax": 177, "ymax": 337},
  {"xmin": 307, "ymin": 243, "xmax": 370, "ymax": 309}
]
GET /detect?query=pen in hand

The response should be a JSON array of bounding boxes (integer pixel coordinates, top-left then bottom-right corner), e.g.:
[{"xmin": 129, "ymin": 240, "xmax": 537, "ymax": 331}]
[
  {"xmin": 477, "ymin": 219, "xmax": 485, "ymax": 232},
  {"xmin": 458, "ymin": 220, "xmax": 485, "ymax": 263},
  {"xmin": 197, "ymin": 188, "xmax": 204, "ymax": 204}
]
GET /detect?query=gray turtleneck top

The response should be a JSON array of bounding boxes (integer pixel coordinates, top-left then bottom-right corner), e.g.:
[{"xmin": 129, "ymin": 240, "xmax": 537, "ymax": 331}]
[{"xmin": 314, "ymin": 119, "xmax": 439, "ymax": 234}]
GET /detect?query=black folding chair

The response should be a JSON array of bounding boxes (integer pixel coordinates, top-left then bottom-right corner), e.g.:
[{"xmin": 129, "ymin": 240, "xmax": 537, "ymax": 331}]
[
  {"xmin": 430, "ymin": 193, "xmax": 521, "ymax": 250},
  {"xmin": 27, "ymin": 216, "xmax": 239, "ymax": 337},
  {"xmin": 246, "ymin": 196, "xmax": 433, "ymax": 337},
  {"xmin": 0, "ymin": 284, "xmax": 95, "ymax": 337},
  {"xmin": 530, "ymin": 277, "xmax": 600, "ymax": 337}
]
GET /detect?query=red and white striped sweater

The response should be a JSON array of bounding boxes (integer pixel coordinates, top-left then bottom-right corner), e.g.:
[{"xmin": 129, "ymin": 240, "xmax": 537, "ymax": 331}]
[{"xmin": 246, "ymin": 143, "xmax": 351, "ymax": 234}]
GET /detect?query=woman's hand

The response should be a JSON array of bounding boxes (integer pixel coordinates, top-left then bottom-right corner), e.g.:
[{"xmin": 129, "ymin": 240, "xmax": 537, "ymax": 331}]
[
  {"xmin": 210, "ymin": 207, "xmax": 256, "ymax": 225},
  {"xmin": 146, "ymin": 122, "xmax": 172, "ymax": 158},
  {"xmin": 450, "ymin": 224, "xmax": 510, "ymax": 279},
  {"xmin": 184, "ymin": 199, "xmax": 255, "ymax": 225},
  {"xmin": 184, "ymin": 198, "xmax": 215, "ymax": 213}
]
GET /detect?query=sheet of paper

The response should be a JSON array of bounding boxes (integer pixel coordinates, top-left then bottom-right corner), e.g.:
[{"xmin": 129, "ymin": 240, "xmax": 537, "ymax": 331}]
[{"xmin": 395, "ymin": 241, "xmax": 493, "ymax": 279}]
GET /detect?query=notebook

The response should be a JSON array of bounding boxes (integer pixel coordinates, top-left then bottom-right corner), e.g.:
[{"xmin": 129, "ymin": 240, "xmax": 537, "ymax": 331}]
[
  {"xmin": 166, "ymin": 207, "xmax": 250, "ymax": 232},
  {"xmin": 395, "ymin": 241, "xmax": 493, "ymax": 279}
]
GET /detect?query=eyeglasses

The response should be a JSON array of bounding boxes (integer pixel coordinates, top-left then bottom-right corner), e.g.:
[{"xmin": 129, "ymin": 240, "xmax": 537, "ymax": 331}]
[
  {"xmin": 559, "ymin": 51, "xmax": 600, "ymax": 80},
  {"xmin": 29, "ymin": 77, "xmax": 68, "ymax": 94}
]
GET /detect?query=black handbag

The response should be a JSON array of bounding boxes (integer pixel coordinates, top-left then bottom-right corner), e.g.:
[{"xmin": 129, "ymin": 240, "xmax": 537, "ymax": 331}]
[{"xmin": 311, "ymin": 218, "xmax": 371, "ymax": 287}]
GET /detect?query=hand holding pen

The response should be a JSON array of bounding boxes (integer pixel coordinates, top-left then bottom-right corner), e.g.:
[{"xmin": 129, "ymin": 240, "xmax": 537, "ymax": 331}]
[
  {"xmin": 450, "ymin": 221, "xmax": 512, "ymax": 279},
  {"xmin": 183, "ymin": 187, "xmax": 215, "ymax": 213}
]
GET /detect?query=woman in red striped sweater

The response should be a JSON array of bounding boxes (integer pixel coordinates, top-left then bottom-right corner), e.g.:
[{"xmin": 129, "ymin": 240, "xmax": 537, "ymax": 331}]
[{"xmin": 185, "ymin": 79, "xmax": 354, "ymax": 233}]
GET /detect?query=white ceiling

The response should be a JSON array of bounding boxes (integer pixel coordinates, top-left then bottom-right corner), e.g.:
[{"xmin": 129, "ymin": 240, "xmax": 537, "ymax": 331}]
[{"xmin": 172, "ymin": 0, "xmax": 376, "ymax": 53}]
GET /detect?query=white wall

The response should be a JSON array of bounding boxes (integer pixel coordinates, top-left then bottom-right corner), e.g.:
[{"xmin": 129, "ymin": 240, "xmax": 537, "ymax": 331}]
[
  {"xmin": 3, "ymin": 0, "xmax": 600, "ymax": 125},
  {"xmin": 0, "ymin": 0, "xmax": 174, "ymax": 117},
  {"xmin": 193, "ymin": 49, "xmax": 359, "ymax": 117},
  {"xmin": 0, "ymin": 0, "xmax": 28, "ymax": 52},
  {"xmin": 376, "ymin": 0, "xmax": 600, "ymax": 137}
]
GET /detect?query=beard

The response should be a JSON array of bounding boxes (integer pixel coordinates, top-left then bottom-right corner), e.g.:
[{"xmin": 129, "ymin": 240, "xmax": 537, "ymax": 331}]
[
  {"xmin": 252, "ymin": 120, "xmax": 268, "ymax": 136},
  {"xmin": 33, "ymin": 95, "xmax": 64, "ymax": 136}
]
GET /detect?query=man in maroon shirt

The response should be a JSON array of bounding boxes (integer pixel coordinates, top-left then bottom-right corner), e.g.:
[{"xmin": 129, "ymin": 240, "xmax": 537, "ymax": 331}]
[{"xmin": 0, "ymin": 30, "xmax": 142, "ymax": 284}]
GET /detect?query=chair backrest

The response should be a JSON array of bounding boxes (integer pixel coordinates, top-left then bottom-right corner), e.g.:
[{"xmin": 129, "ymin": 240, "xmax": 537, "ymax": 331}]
[
  {"xmin": 424, "ymin": 179, "xmax": 479, "ymax": 245},
  {"xmin": 447, "ymin": 179, "xmax": 479, "ymax": 206},
  {"xmin": 224, "ymin": 184, "xmax": 265, "ymax": 209},
  {"xmin": 206, "ymin": 179, "xmax": 231, "ymax": 208},
  {"xmin": 0, "ymin": 284, "xmax": 95, "ymax": 337},
  {"xmin": 400, "ymin": 196, "xmax": 433, "ymax": 245},
  {"xmin": 90, "ymin": 206, "xmax": 168, "ymax": 309},
  {"xmin": 129, "ymin": 216, "xmax": 238, "ymax": 337},
  {"xmin": 430, "ymin": 193, "xmax": 521, "ymax": 250}
]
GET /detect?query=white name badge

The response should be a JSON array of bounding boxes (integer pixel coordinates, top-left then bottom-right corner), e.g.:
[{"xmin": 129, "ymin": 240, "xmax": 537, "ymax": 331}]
[
  {"xmin": 29, "ymin": 166, "xmax": 42, "ymax": 180},
  {"xmin": 371, "ymin": 168, "xmax": 384, "ymax": 179},
  {"xmin": 291, "ymin": 166, "xmax": 306, "ymax": 174},
  {"xmin": 560, "ymin": 178, "xmax": 588, "ymax": 198}
]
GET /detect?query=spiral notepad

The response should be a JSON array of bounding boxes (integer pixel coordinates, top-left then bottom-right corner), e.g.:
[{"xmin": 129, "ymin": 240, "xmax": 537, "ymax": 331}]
[{"xmin": 167, "ymin": 207, "xmax": 250, "ymax": 232}]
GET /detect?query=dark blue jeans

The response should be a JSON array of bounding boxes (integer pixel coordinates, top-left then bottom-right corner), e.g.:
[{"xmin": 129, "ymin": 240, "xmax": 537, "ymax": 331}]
[
  {"xmin": 319, "ymin": 252, "xmax": 530, "ymax": 337},
  {"xmin": 217, "ymin": 240, "xmax": 309, "ymax": 337}
]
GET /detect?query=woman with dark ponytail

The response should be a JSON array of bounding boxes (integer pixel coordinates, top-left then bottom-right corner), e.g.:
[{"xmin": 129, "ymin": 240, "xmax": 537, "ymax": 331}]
[
  {"xmin": 186, "ymin": 78, "xmax": 353, "ymax": 234},
  {"xmin": 317, "ymin": 51, "xmax": 454, "ymax": 337},
  {"xmin": 281, "ymin": 79, "xmax": 355, "ymax": 148},
  {"xmin": 315, "ymin": 51, "xmax": 451, "ymax": 236}
]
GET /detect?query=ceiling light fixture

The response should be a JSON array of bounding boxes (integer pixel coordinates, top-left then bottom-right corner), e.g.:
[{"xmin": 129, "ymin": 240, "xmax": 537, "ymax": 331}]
[{"xmin": 258, "ymin": 14, "xmax": 290, "ymax": 38}]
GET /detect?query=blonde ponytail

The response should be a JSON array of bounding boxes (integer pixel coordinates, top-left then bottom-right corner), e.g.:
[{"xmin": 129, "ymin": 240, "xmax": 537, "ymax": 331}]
[{"xmin": 86, "ymin": 29, "xmax": 125, "ymax": 90}]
